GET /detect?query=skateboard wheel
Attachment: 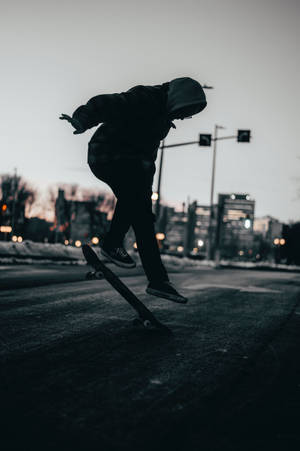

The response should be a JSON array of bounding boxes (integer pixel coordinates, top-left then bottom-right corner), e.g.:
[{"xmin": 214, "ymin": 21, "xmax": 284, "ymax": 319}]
[
  {"xmin": 143, "ymin": 320, "xmax": 152, "ymax": 328},
  {"xmin": 95, "ymin": 271, "xmax": 103, "ymax": 279},
  {"xmin": 86, "ymin": 271, "xmax": 94, "ymax": 280}
]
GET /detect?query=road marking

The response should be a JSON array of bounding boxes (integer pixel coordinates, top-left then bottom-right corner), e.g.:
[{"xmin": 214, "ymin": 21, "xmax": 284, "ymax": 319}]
[
  {"xmin": 183, "ymin": 283, "xmax": 281, "ymax": 294},
  {"xmin": 150, "ymin": 379, "xmax": 163, "ymax": 385},
  {"xmin": 240, "ymin": 286, "xmax": 280, "ymax": 293}
]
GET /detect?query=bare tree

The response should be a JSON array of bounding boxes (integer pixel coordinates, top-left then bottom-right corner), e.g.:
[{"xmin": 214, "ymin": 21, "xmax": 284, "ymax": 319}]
[
  {"xmin": 37, "ymin": 183, "xmax": 115, "ymax": 223},
  {"xmin": 56, "ymin": 183, "xmax": 111, "ymax": 208}
]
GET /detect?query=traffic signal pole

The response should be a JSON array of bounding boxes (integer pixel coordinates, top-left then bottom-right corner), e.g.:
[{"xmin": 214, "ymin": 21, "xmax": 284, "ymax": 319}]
[
  {"xmin": 11, "ymin": 168, "xmax": 18, "ymax": 236},
  {"xmin": 210, "ymin": 125, "xmax": 218, "ymax": 212},
  {"xmin": 207, "ymin": 125, "xmax": 218, "ymax": 260}
]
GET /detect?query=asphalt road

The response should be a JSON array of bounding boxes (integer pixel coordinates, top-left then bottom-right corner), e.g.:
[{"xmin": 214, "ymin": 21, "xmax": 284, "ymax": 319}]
[{"xmin": 0, "ymin": 264, "xmax": 300, "ymax": 451}]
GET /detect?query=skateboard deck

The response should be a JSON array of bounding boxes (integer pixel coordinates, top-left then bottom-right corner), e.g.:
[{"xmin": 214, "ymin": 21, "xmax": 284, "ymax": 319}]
[{"xmin": 82, "ymin": 244, "xmax": 171, "ymax": 333}]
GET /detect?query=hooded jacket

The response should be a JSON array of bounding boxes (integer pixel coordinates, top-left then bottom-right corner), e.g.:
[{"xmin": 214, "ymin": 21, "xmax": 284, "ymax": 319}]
[{"xmin": 71, "ymin": 77, "xmax": 207, "ymax": 167}]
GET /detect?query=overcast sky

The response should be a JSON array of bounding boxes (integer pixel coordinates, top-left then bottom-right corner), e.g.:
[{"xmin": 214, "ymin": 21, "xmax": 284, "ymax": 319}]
[{"xmin": 1, "ymin": 0, "xmax": 300, "ymax": 222}]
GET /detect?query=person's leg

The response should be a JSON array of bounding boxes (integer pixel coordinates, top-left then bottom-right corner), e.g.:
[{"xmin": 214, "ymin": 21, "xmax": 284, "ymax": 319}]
[
  {"xmin": 104, "ymin": 160, "xmax": 157, "ymax": 250},
  {"xmin": 89, "ymin": 162, "xmax": 132, "ymax": 248},
  {"xmin": 132, "ymin": 207, "xmax": 169, "ymax": 283},
  {"xmin": 103, "ymin": 198, "xmax": 131, "ymax": 248},
  {"xmin": 106, "ymin": 160, "xmax": 169, "ymax": 283},
  {"xmin": 89, "ymin": 159, "xmax": 187, "ymax": 302}
]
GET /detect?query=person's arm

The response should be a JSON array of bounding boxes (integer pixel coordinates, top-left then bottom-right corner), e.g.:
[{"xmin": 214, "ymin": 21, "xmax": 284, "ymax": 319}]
[
  {"xmin": 72, "ymin": 85, "xmax": 162, "ymax": 130},
  {"xmin": 59, "ymin": 114, "xmax": 87, "ymax": 134}
]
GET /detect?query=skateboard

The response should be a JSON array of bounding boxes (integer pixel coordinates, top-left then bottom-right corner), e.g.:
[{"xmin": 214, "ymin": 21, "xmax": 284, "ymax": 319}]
[{"xmin": 82, "ymin": 244, "xmax": 171, "ymax": 333}]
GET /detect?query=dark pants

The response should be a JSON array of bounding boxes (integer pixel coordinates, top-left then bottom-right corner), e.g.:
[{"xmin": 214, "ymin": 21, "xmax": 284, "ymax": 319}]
[{"xmin": 89, "ymin": 159, "xmax": 169, "ymax": 283}]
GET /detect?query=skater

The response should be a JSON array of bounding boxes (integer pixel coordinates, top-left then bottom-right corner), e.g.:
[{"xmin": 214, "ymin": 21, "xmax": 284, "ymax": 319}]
[{"xmin": 60, "ymin": 77, "xmax": 207, "ymax": 303}]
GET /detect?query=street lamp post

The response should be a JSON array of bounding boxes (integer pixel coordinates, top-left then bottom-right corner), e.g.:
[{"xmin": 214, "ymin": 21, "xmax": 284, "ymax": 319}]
[
  {"xmin": 206, "ymin": 125, "xmax": 225, "ymax": 260},
  {"xmin": 11, "ymin": 168, "xmax": 18, "ymax": 236}
]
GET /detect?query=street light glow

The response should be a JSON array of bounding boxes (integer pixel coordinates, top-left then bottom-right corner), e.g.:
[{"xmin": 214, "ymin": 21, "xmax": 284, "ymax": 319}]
[
  {"xmin": 0, "ymin": 225, "xmax": 12, "ymax": 233},
  {"xmin": 244, "ymin": 219, "xmax": 251, "ymax": 229},
  {"xmin": 91, "ymin": 237, "xmax": 99, "ymax": 245},
  {"xmin": 151, "ymin": 192, "xmax": 159, "ymax": 201},
  {"xmin": 274, "ymin": 238, "xmax": 280, "ymax": 245},
  {"xmin": 17, "ymin": 236, "xmax": 23, "ymax": 243},
  {"xmin": 198, "ymin": 239, "xmax": 204, "ymax": 247},
  {"xmin": 280, "ymin": 238, "xmax": 285, "ymax": 245},
  {"xmin": 177, "ymin": 246, "xmax": 184, "ymax": 252},
  {"xmin": 12, "ymin": 235, "xmax": 18, "ymax": 242},
  {"xmin": 75, "ymin": 240, "xmax": 81, "ymax": 248},
  {"xmin": 156, "ymin": 233, "xmax": 165, "ymax": 240}
]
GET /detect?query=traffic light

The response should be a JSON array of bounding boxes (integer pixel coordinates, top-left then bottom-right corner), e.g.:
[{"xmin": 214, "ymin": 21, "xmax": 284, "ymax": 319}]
[
  {"xmin": 0, "ymin": 202, "xmax": 8, "ymax": 225},
  {"xmin": 237, "ymin": 130, "xmax": 251, "ymax": 142},
  {"xmin": 199, "ymin": 134, "xmax": 212, "ymax": 146}
]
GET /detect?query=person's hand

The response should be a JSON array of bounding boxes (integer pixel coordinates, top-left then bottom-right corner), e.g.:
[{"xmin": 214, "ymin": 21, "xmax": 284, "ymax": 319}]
[{"xmin": 59, "ymin": 113, "xmax": 86, "ymax": 134}]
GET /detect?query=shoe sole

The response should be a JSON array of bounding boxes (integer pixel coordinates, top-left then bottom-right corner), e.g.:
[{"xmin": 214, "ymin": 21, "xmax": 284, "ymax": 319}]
[
  {"xmin": 146, "ymin": 287, "xmax": 188, "ymax": 304},
  {"xmin": 100, "ymin": 248, "xmax": 137, "ymax": 269}
]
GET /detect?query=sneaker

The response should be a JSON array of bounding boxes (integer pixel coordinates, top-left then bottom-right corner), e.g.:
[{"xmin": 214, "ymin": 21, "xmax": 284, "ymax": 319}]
[
  {"xmin": 146, "ymin": 280, "xmax": 188, "ymax": 304},
  {"xmin": 100, "ymin": 246, "xmax": 136, "ymax": 268}
]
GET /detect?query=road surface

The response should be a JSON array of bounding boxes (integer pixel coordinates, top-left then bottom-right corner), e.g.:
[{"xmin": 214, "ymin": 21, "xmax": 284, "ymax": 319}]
[{"xmin": 0, "ymin": 263, "xmax": 299, "ymax": 450}]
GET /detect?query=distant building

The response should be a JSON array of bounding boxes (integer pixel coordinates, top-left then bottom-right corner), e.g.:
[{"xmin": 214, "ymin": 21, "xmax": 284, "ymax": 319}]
[
  {"xmin": 163, "ymin": 203, "xmax": 218, "ymax": 256},
  {"xmin": 216, "ymin": 193, "xmax": 255, "ymax": 259},
  {"xmin": 54, "ymin": 189, "xmax": 110, "ymax": 244},
  {"xmin": 252, "ymin": 216, "xmax": 284, "ymax": 262},
  {"xmin": 125, "ymin": 193, "xmax": 256, "ymax": 260},
  {"xmin": 0, "ymin": 196, "xmax": 26, "ymax": 240},
  {"xmin": 282, "ymin": 222, "xmax": 300, "ymax": 265},
  {"xmin": 165, "ymin": 207, "xmax": 187, "ymax": 254},
  {"xmin": 24, "ymin": 217, "xmax": 53, "ymax": 242},
  {"xmin": 254, "ymin": 216, "xmax": 283, "ymax": 243},
  {"xmin": 193, "ymin": 204, "xmax": 218, "ymax": 256}
]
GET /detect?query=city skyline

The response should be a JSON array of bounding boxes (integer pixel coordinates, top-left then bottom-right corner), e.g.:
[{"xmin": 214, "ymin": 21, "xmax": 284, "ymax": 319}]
[{"xmin": 1, "ymin": 0, "xmax": 300, "ymax": 223}]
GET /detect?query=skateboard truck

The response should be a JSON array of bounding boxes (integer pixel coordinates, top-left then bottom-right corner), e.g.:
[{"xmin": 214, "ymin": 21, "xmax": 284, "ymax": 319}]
[{"xmin": 85, "ymin": 270, "xmax": 104, "ymax": 280}]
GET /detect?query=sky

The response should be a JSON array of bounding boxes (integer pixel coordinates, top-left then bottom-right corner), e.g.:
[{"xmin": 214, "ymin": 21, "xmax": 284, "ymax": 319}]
[{"xmin": 1, "ymin": 0, "xmax": 300, "ymax": 222}]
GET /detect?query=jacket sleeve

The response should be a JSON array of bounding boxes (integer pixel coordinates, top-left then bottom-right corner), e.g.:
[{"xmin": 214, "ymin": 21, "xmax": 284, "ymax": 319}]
[{"xmin": 72, "ymin": 86, "xmax": 163, "ymax": 130}]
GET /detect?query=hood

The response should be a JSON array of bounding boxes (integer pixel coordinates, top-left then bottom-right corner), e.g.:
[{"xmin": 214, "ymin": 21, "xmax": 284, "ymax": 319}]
[{"xmin": 166, "ymin": 77, "xmax": 207, "ymax": 119}]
